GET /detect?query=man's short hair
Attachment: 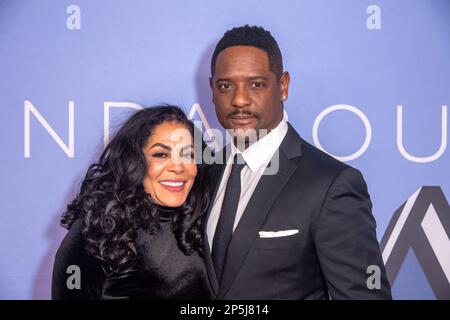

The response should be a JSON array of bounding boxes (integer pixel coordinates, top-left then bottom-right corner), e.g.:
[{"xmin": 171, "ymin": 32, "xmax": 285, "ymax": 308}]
[{"xmin": 211, "ymin": 25, "xmax": 283, "ymax": 78}]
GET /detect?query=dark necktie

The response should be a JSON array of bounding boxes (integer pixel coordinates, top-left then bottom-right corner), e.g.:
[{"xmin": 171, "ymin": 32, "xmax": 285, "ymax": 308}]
[{"xmin": 212, "ymin": 153, "xmax": 246, "ymax": 283}]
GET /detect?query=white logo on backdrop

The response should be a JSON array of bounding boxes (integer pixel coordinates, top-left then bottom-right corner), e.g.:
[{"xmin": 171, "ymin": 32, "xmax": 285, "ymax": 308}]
[
  {"xmin": 380, "ymin": 186, "xmax": 450, "ymax": 299},
  {"xmin": 23, "ymin": 102, "xmax": 448, "ymax": 162}
]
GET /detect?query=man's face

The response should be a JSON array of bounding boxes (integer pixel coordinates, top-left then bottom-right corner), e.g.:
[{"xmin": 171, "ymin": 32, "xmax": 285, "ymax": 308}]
[{"xmin": 210, "ymin": 45, "xmax": 290, "ymax": 135}]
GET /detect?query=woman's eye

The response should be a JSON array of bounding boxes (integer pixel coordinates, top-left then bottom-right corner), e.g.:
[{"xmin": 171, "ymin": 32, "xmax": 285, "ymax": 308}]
[
  {"xmin": 152, "ymin": 152, "xmax": 168, "ymax": 158},
  {"xmin": 182, "ymin": 152, "xmax": 195, "ymax": 159}
]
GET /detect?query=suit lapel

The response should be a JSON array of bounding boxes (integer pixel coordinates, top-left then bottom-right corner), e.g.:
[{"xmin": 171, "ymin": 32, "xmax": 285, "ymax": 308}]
[{"xmin": 217, "ymin": 124, "xmax": 303, "ymax": 298}]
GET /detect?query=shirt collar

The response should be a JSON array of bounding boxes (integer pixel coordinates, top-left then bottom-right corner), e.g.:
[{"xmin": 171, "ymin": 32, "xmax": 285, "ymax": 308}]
[{"xmin": 230, "ymin": 113, "xmax": 288, "ymax": 173}]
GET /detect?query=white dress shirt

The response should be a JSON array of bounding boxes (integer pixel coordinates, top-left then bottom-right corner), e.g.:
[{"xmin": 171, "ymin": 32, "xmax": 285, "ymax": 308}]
[{"xmin": 207, "ymin": 115, "xmax": 288, "ymax": 249}]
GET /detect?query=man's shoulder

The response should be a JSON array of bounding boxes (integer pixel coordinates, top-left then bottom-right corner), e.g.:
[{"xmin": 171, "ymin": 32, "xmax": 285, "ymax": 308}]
[
  {"xmin": 284, "ymin": 124, "xmax": 351, "ymax": 175},
  {"xmin": 299, "ymin": 136, "xmax": 350, "ymax": 172},
  {"xmin": 283, "ymin": 125, "xmax": 369, "ymax": 192}
]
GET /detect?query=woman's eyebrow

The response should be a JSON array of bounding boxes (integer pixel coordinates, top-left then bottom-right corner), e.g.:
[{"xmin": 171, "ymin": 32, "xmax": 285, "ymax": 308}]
[
  {"xmin": 181, "ymin": 144, "xmax": 194, "ymax": 152},
  {"xmin": 149, "ymin": 143, "xmax": 171, "ymax": 150}
]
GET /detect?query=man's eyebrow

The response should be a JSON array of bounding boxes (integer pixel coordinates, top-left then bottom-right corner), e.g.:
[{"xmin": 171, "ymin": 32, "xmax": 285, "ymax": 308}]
[
  {"xmin": 215, "ymin": 76, "xmax": 269, "ymax": 82},
  {"xmin": 150, "ymin": 143, "xmax": 171, "ymax": 150},
  {"xmin": 247, "ymin": 76, "xmax": 269, "ymax": 81},
  {"xmin": 215, "ymin": 77, "xmax": 232, "ymax": 82}
]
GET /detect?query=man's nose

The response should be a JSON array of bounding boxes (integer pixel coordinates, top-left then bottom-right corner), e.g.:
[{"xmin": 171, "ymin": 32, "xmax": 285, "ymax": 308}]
[{"xmin": 231, "ymin": 86, "xmax": 251, "ymax": 108}]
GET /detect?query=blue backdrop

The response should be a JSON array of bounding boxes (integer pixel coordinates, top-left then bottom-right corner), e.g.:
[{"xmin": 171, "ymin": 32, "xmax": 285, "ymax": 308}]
[{"xmin": 0, "ymin": 0, "xmax": 449, "ymax": 299}]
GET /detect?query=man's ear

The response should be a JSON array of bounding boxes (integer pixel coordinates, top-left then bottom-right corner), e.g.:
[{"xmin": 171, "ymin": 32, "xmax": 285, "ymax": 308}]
[
  {"xmin": 209, "ymin": 77, "xmax": 213, "ymax": 89},
  {"xmin": 280, "ymin": 71, "xmax": 290, "ymax": 101}
]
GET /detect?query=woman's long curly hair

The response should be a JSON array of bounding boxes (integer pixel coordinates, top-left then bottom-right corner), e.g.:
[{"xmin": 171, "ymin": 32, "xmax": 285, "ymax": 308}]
[{"xmin": 61, "ymin": 105, "xmax": 210, "ymax": 276}]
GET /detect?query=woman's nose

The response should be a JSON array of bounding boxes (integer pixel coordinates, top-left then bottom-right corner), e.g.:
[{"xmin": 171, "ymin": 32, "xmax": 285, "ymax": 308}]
[{"xmin": 167, "ymin": 158, "xmax": 185, "ymax": 174}]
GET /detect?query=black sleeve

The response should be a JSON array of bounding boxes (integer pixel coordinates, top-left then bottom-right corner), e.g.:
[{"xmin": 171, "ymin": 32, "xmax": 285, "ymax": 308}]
[
  {"xmin": 314, "ymin": 167, "xmax": 392, "ymax": 299},
  {"xmin": 51, "ymin": 219, "xmax": 105, "ymax": 300}
]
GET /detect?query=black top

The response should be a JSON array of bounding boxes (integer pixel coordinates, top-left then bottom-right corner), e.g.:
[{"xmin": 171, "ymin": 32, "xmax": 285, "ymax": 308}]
[{"xmin": 52, "ymin": 205, "xmax": 211, "ymax": 300}]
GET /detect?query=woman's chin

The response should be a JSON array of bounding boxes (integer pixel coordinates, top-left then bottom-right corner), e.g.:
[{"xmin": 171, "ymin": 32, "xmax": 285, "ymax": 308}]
[{"xmin": 157, "ymin": 194, "xmax": 187, "ymax": 208}]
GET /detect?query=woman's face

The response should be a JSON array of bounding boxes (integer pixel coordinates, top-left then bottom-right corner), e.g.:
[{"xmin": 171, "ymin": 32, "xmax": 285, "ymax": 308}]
[{"xmin": 142, "ymin": 121, "xmax": 197, "ymax": 207}]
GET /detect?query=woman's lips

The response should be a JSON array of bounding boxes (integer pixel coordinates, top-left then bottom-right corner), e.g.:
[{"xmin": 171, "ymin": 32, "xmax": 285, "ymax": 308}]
[{"xmin": 159, "ymin": 180, "xmax": 186, "ymax": 192}]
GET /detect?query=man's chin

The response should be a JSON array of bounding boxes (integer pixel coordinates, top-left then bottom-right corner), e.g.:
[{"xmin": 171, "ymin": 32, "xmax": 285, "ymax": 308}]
[
  {"xmin": 226, "ymin": 125, "xmax": 256, "ymax": 135},
  {"xmin": 225, "ymin": 127, "xmax": 260, "ymax": 148}
]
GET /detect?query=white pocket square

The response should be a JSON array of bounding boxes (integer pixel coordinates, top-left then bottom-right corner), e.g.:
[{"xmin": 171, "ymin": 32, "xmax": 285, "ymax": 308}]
[{"xmin": 258, "ymin": 229, "xmax": 299, "ymax": 238}]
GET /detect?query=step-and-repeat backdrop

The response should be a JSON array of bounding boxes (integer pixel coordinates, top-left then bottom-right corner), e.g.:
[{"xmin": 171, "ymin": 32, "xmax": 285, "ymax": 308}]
[{"xmin": 0, "ymin": 0, "xmax": 449, "ymax": 299}]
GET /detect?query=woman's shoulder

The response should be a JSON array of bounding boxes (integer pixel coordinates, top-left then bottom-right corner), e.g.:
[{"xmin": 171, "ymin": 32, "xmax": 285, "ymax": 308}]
[
  {"xmin": 53, "ymin": 218, "xmax": 103, "ymax": 275},
  {"xmin": 55, "ymin": 218, "xmax": 86, "ymax": 260},
  {"xmin": 52, "ymin": 218, "xmax": 105, "ymax": 299}
]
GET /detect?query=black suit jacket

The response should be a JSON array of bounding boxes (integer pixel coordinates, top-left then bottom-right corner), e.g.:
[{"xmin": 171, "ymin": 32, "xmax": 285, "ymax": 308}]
[{"xmin": 203, "ymin": 123, "xmax": 392, "ymax": 299}]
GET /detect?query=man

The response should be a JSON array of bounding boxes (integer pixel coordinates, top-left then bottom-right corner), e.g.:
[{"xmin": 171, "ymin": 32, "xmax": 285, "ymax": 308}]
[{"xmin": 203, "ymin": 25, "xmax": 392, "ymax": 299}]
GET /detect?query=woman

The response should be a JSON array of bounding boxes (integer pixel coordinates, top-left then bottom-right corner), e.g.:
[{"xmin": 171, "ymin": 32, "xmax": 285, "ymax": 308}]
[{"xmin": 52, "ymin": 105, "xmax": 211, "ymax": 299}]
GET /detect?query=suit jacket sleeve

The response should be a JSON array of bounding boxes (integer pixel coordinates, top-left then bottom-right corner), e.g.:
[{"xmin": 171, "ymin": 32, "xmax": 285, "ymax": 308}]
[{"xmin": 314, "ymin": 167, "xmax": 392, "ymax": 299}]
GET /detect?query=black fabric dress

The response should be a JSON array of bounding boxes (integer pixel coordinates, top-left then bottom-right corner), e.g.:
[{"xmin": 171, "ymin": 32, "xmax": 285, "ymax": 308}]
[{"xmin": 51, "ymin": 204, "xmax": 212, "ymax": 299}]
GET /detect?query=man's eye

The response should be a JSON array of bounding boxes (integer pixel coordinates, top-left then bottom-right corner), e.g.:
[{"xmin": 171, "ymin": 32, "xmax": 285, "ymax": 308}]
[
  {"xmin": 218, "ymin": 83, "xmax": 231, "ymax": 90},
  {"xmin": 251, "ymin": 82, "xmax": 265, "ymax": 88},
  {"xmin": 152, "ymin": 152, "xmax": 168, "ymax": 158}
]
